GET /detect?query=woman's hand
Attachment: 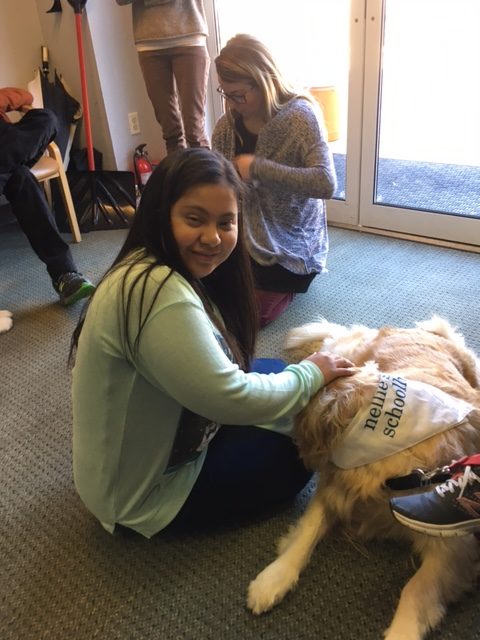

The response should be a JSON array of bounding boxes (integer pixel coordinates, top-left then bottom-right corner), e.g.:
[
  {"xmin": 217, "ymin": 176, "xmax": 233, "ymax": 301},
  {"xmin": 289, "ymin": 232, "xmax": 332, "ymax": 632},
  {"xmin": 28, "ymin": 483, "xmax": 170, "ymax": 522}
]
[
  {"xmin": 233, "ymin": 154, "xmax": 255, "ymax": 181},
  {"xmin": 306, "ymin": 351, "xmax": 357, "ymax": 385}
]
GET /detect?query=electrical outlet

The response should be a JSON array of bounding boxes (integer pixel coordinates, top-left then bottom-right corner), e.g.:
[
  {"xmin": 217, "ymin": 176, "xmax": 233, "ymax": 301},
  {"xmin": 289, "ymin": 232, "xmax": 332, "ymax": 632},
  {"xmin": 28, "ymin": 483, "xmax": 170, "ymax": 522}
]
[{"xmin": 128, "ymin": 112, "xmax": 140, "ymax": 135}]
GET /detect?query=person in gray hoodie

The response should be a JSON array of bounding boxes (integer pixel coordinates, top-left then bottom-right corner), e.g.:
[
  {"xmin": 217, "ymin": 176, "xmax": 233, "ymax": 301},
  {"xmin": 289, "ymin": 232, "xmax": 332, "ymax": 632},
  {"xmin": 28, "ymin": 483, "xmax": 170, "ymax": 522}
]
[{"xmin": 117, "ymin": 0, "xmax": 210, "ymax": 153}]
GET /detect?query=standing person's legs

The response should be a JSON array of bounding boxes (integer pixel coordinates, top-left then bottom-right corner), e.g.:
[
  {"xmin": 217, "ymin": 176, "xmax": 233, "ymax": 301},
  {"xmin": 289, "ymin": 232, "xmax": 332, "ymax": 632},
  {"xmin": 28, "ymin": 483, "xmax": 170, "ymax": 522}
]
[
  {"xmin": 138, "ymin": 49, "xmax": 186, "ymax": 153},
  {"xmin": 173, "ymin": 45, "xmax": 210, "ymax": 148}
]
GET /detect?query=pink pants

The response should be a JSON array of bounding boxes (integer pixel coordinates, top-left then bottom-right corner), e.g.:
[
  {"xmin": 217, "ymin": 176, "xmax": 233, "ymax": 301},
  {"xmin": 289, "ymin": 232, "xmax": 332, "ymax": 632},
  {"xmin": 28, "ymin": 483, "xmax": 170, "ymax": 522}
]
[{"xmin": 256, "ymin": 290, "xmax": 295, "ymax": 328}]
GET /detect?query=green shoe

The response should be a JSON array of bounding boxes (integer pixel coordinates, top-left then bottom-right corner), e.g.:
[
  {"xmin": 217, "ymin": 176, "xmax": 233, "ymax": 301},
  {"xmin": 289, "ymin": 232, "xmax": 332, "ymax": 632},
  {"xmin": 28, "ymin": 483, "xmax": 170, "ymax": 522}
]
[{"xmin": 53, "ymin": 272, "xmax": 95, "ymax": 306}]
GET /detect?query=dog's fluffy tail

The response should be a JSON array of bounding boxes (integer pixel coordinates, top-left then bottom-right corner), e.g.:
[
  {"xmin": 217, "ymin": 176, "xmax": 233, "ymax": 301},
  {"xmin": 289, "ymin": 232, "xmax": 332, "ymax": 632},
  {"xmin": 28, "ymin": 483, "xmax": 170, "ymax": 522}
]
[
  {"xmin": 416, "ymin": 315, "xmax": 465, "ymax": 346},
  {"xmin": 285, "ymin": 319, "xmax": 338, "ymax": 349},
  {"xmin": 284, "ymin": 319, "xmax": 352, "ymax": 362},
  {"xmin": 416, "ymin": 316, "xmax": 480, "ymax": 388},
  {"xmin": 284, "ymin": 320, "xmax": 379, "ymax": 364}
]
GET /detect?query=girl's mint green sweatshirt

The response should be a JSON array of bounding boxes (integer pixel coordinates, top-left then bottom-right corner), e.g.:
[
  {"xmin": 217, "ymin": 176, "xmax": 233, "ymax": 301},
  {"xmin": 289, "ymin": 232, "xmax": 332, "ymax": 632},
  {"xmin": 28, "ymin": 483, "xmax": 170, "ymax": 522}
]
[{"xmin": 72, "ymin": 262, "xmax": 323, "ymax": 537}]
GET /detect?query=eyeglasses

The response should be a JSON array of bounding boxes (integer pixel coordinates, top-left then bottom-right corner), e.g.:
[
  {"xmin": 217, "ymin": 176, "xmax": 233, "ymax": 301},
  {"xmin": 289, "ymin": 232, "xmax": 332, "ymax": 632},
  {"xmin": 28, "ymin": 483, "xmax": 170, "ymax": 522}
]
[{"xmin": 216, "ymin": 86, "xmax": 253, "ymax": 105}]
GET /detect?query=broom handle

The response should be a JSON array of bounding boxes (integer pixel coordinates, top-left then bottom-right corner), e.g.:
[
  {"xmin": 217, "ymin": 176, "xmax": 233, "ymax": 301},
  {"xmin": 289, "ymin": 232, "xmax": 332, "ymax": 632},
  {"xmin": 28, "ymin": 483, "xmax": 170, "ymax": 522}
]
[{"xmin": 74, "ymin": 12, "xmax": 95, "ymax": 171}]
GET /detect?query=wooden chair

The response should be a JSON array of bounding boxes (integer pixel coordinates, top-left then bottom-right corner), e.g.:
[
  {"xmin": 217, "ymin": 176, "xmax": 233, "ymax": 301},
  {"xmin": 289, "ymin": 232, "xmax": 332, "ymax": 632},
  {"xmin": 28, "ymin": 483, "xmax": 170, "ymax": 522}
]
[
  {"xmin": 26, "ymin": 70, "xmax": 82, "ymax": 242},
  {"xmin": 29, "ymin": 139, "xmax": 82, "ymax": 243}
]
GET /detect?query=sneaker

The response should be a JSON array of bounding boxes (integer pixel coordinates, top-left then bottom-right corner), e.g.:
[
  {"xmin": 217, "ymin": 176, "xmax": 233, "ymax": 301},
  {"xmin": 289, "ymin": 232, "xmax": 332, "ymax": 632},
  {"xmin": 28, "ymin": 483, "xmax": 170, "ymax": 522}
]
[
  {"xmin": 390, "ymin": 454, "xmax": 480, "ymax": 537},
  {"xmin": 53, "ymin": 272, "xmax": 95, "ymax": 306}
]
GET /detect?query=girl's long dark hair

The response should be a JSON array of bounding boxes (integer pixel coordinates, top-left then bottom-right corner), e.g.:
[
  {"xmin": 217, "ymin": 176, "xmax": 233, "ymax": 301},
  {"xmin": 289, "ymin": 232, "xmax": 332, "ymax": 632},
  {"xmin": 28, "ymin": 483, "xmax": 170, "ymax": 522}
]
[{"xmin": 71, "ymin": 148, "xmax": 258, "ymax": 369}]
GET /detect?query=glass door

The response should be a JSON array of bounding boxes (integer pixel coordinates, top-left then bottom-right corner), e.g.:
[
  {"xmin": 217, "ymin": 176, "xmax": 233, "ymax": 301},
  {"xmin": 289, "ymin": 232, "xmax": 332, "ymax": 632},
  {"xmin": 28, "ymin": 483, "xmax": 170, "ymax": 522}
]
[
  {"xmin": 207, "ymin": 0, "xmax": 480, "ymax": 248},
  {"xmin": 360, "ymin": 0, "xmax": 480, "ymax": 246},
  {"xmin": 208, "ymin": 0, "xmax": 356, "ymax": 221}
]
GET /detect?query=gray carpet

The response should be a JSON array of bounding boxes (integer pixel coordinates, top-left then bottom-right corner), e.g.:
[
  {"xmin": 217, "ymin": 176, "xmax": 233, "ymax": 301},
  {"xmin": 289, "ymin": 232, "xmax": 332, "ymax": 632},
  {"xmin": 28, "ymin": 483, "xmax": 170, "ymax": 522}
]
[{"xmin": 1, "ymin": 222, "xmax": 480, "ymax": 640}]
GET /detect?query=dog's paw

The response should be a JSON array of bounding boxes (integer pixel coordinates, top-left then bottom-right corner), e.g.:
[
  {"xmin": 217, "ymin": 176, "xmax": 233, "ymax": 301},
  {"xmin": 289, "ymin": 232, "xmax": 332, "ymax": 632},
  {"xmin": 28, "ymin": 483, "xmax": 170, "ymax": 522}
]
[
  {"xmin": 0, "ymin": 310, "xmax": 13, "ymax": 334},
  {"xmin": 247, "ymin": 559, "xmax": 299, "ymax": 614}
]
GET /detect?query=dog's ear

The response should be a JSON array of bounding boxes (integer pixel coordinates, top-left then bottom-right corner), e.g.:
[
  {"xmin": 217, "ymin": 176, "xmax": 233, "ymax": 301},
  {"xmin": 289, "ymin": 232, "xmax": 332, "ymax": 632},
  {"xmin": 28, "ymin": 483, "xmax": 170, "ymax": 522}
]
[{"xmin": 294, "ymin": 364, "xmax": 379, "ymax": 470}]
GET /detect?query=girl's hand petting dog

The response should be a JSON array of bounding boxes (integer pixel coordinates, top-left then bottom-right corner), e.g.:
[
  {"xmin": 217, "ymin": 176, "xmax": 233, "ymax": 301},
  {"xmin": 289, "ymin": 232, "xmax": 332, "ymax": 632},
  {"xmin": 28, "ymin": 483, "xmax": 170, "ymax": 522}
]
[{"xmin": 306, "ymin": 351, "xmax": 357, "ymax": 385}]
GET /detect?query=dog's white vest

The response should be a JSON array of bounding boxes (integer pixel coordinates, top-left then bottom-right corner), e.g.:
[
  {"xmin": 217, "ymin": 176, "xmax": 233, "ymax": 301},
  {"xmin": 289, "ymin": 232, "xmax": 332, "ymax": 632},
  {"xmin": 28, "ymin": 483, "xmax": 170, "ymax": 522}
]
[{"xmin": 330, "ymin": 374, "xmax": 474, "ymax": 469}]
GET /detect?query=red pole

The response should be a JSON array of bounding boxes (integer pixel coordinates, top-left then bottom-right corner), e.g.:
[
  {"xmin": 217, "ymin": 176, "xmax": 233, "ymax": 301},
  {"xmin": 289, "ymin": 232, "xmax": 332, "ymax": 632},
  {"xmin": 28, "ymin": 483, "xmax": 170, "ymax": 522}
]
[{"xmin": 74, "ymin": 12, "xmax": 95, "ymax": 171}]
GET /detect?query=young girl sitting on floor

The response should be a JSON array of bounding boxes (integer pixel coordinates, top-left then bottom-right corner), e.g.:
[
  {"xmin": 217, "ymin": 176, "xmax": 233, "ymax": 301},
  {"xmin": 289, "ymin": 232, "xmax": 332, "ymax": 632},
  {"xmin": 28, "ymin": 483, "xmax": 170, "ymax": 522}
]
[{"xmin": 71, "ymin": 148, "xmax": 354, "ymax": 537}]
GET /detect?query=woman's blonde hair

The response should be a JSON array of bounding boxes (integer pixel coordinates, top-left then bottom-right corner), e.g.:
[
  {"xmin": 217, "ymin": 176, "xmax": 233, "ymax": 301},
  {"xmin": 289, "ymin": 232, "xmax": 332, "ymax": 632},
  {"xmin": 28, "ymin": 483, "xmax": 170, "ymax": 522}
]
[{"xmin": 215, "ymin": 33, "xmax": 308, "ymax": 122}]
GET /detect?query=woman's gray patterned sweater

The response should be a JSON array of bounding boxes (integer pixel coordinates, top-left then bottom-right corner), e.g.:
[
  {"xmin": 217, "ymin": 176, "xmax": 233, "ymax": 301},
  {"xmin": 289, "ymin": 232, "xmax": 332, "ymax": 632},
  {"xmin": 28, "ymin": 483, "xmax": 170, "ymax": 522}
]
[{"xmin": 212, "ymin": 97, "xmax": 336, "ymax": 275}]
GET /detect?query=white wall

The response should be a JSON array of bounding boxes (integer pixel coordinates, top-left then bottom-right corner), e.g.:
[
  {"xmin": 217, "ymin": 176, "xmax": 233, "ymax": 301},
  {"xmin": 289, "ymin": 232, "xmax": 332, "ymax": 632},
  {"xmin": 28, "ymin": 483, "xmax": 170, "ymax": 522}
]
[
  {"xmin": 1, "ymin": 0, "xmax": 167, "ymax": 170},
  {"xmin": 85, "ymin": 0, "xmax": 167, "ymax": 169},
  {"xmin": 35, "ymin": 0, "xmax": 116, "ymax": 168},
  {"xmin": 38, "ymin": 0, "xmax": 167, "ymax": 169},
  {"xmin": 0, "ymin": 0, "xmax": 44, "ymax": 87}
]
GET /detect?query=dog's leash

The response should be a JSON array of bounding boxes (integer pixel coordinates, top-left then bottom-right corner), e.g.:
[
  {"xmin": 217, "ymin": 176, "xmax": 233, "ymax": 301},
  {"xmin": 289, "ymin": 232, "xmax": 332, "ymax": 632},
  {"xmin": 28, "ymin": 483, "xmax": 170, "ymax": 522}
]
[{"xmin": 385, "ymin": 465, "xmax": 452, "ymax": 491}]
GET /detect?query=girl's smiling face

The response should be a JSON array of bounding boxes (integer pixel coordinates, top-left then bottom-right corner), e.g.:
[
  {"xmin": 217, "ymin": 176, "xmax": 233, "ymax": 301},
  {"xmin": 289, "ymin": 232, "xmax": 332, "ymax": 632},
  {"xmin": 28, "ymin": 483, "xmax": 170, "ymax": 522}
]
[{"xmin": 170, "ymin": 183, "xmax": 239, "ymax": 279}]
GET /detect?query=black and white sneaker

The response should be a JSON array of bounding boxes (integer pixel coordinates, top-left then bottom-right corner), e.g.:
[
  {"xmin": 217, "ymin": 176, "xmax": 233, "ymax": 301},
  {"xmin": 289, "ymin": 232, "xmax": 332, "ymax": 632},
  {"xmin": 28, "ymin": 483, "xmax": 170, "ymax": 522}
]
[
  {"xmin": 53, "ymin": 272, "xmax": 95, "ymax": 306},
  {"xmin": 390, "ymin": 454, "xmax": 480, "ymax": 537}
]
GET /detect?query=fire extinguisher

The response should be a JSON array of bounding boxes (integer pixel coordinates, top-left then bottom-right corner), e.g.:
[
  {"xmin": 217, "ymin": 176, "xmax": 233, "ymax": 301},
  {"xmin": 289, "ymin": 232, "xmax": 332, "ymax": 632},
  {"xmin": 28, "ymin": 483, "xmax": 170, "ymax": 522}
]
[{"xmin": 133, "ymin": 144, "xmax": 153, "ymax": 191}]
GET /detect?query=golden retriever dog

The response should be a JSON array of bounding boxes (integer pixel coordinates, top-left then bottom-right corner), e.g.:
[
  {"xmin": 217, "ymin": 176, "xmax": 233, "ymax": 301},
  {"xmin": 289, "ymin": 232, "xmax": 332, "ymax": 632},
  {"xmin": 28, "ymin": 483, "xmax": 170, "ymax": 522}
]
[
  {"xmin": 248, "ymin": 316, "xmax": 480, "ymax": 640},
  {"xmin": 0, "ymin": 309, "xmax": 13, "ymax": 333}
]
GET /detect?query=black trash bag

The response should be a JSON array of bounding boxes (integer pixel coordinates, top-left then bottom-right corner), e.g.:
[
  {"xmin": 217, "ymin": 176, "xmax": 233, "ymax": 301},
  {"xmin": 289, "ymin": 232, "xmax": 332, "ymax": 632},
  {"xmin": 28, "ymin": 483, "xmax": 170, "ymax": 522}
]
[
  {"xmin": 46, "ymin": 0, "xmax": 62, "ymax": 12},
  {"xmin": 40, "ymin": 71, "xmax": 81, "ymax": 162},
  {"xmin": 69, "ymin": 147, "xmax": 103, "ymax": 171}
]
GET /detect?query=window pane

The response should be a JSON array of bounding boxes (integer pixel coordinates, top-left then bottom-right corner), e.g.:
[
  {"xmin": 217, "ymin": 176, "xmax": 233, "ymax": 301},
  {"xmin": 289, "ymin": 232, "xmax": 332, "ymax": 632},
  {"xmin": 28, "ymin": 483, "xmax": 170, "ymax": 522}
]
[
  {"xmin": 376, "ymin": 0, "xmax": 480, "ymax": 218},
  {"xmin": 214, "ymin": 0, "xmax": 350, "ymax": 200}
]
